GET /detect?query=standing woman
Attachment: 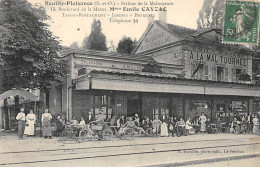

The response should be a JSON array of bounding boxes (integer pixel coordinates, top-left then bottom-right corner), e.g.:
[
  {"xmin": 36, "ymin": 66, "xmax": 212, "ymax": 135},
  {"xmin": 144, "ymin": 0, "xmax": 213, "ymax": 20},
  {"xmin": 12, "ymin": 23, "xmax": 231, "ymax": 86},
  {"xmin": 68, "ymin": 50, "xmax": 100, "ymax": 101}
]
[
  {"xmin": 160, "ymin": 120, "xmax": 168, "ymax": 137},
  {"xmin": 252, "ymin": 115, "xmax": 259, "ymax": 134},
  {"xmin": 24, "ymin": 109, "xmax": 36, "ymax": 136},
  {"xmin": 16, "ymin": 108, "xmax": 26, "ymax": 140},
  {"xmin": 200, "ymin": 112, "xmax": 207, "ymax": 133},
  {"xmin": 41, "ymin": 109, "xmax": 52, "ymax": 139}
]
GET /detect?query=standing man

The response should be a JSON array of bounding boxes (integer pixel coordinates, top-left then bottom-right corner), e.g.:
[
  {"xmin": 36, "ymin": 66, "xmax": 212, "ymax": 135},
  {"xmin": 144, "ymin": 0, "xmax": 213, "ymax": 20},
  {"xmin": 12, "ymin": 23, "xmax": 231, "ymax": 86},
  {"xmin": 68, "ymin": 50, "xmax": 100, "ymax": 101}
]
[
  {"xmin": 86, "ymin": 111, "xmax": 94, "ymax": 124},
  {"xmin": 16, "ymin": 108, "xmax": 26, "ymax": 140},
  {"xmin": 247, "ymin": 112, "xmax": 253, "ymax": 133},
  {"xmin": 41, "ymin": 109, "xmax": 52, "ymax": 139}
]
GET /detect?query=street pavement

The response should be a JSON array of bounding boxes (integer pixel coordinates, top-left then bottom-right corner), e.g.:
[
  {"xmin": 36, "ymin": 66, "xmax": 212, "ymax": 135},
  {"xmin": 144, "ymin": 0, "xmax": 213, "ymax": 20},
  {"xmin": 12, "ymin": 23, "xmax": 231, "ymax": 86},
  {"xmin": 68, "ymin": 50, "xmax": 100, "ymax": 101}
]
[{"xmin": 0, "ymin": 130, "xmax": 259, "ymax": 167}]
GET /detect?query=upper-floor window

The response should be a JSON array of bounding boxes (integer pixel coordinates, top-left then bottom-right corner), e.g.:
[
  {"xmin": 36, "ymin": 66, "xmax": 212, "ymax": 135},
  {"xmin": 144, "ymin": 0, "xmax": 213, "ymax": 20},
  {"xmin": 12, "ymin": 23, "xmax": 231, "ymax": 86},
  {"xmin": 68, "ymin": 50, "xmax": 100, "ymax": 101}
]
[
  {"xmin": 78, "ymin": 68, "xmax": 86, "ymax": 76},
  {"xmin": 236, "ymin": 68, "xmax": 242, "ymax": 82},
  {"xmin": 217, "ymin": 66, "xmax": 224, "ymax": 81}
]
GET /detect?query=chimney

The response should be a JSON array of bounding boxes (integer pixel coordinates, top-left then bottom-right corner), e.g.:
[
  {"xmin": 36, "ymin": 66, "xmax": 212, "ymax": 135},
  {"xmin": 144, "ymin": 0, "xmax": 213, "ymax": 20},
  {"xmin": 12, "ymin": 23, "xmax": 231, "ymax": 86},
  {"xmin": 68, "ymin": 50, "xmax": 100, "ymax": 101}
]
[
  {"xmin": 159, "ymin": 11, "xmax": 167, "ymax": 23},
  {"xmin": 147, "ymin": 15, "xmax": 155, "ymax": 26}
]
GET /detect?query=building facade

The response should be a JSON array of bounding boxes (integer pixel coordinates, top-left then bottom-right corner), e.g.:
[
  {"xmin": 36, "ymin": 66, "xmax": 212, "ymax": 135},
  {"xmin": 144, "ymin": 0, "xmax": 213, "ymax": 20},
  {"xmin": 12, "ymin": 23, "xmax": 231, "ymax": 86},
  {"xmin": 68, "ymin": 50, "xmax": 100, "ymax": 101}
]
[{"xmin": 51, "ymin": 20, "xmax": 260, "ymax": 122}]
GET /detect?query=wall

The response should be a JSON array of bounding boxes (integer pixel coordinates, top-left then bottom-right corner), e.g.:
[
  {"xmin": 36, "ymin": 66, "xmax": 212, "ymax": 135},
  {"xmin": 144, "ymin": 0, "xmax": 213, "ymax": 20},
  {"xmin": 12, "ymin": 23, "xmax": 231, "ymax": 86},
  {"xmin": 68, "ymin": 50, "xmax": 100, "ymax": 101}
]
[
  {"xmin": 48, "ymin": 86, "xmax": 62, "ymax": 116},
  {"xmin": 113, "ymin": 91, "xmax": 127, "ymax": 117},
  {"xmin": 72, "ymin": 90, "xmax": 92, "ymax": 120},
  {"xmin": 183, "ymin": 44, "xmax": 253, "ymax": 83}
]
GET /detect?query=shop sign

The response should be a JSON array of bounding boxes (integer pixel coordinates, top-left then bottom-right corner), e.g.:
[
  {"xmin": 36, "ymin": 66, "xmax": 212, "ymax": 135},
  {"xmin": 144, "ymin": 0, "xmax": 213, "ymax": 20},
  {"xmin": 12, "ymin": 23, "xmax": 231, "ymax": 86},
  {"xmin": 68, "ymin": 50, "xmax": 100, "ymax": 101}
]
[
  {"xmin": 76, "ymin": 58, "xmax": 143, "ymax": 71},
  {"xmin": 136, "ymin": 25, "xmax": 178, "ymax": 53},
  {"xmin": 189, "ymin": 51, "xmax": 247, "ymax": 67}
]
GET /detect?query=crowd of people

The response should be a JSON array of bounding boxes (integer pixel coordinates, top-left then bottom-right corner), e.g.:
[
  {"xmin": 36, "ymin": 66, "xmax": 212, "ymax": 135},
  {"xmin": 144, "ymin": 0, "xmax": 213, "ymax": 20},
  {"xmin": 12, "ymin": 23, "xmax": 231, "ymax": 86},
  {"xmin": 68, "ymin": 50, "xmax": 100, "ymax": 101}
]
[{"xmin": 15, "ymin": 108, "xmax": 260, "ymax": 140}]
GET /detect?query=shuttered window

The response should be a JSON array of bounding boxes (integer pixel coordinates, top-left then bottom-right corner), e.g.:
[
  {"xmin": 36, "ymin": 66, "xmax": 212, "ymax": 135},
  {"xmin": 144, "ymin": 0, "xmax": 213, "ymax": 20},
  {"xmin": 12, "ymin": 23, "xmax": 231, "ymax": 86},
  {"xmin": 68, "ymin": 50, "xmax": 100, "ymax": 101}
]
[
  {"xmin": 204, "ymin": 65, "xmax": 209, "ymax": 80},
  {"xmin": 232, "ymin": 68, "xmax": 236, "ymax": 82},
  {"xmin": 224, "ymin": 67, "xmax": 228, "ymax": 82},
  {"xmin": 212, "ymin": 66, "xmax": 217, "ymax": 81}
]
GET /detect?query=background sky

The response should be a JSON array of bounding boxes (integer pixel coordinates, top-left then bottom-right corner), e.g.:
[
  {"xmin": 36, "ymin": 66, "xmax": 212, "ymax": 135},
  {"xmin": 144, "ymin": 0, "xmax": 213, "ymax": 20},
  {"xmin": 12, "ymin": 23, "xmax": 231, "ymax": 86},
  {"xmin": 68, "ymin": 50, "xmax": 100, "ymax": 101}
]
[{"xmin": 28, "ymin": 0, "xmax": 204, "ymax": 48}]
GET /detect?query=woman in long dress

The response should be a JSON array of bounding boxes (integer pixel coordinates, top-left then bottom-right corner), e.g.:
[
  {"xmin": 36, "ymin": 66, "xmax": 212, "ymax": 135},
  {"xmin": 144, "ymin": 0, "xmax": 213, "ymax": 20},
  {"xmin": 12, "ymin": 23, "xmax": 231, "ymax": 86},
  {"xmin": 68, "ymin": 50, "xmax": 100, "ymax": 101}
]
[
  {"xmin": 41, "ymin": 109, "xmax": 52, "ymax": 139},
  {"xmin": 160, "ymin": 120, "xmax": 168, "ymax": 137},
  {"xmin": 200, "ymin": 112, "xmax": 207, "ymax": 133},
  {"xmin": 24, "ymin": 109, "xmax": 36, "ymax": 136},
  {"xmin": 252, "ymin": 115, "xmax": 259, "ymax": 134}
]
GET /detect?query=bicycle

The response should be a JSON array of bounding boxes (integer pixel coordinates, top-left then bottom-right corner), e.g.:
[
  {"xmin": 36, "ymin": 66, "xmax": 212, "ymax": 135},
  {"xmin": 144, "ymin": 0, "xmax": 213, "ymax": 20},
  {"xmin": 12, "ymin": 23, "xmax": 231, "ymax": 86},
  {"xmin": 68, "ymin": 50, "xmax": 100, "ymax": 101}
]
[{"xmin": 79, "ymin": 122, "xmax": 113, "ymax": 142}]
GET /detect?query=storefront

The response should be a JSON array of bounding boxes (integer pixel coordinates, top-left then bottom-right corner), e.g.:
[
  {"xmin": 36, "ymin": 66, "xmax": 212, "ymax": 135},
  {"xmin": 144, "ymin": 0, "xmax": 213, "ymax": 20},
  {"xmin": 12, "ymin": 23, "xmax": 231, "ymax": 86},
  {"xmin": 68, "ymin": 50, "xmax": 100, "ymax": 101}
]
[{"xmin": 52, "ymin": 20, "xmax": 260, "ymax": 123}]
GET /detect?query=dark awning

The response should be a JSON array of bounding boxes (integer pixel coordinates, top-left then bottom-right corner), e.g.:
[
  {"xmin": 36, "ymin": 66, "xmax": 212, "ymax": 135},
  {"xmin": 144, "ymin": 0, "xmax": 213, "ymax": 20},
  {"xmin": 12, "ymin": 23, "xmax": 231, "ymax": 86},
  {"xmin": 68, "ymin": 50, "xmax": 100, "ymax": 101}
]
[{"xmin": 0, "ymin": 89, "xmax": 37, "ymax": 101}]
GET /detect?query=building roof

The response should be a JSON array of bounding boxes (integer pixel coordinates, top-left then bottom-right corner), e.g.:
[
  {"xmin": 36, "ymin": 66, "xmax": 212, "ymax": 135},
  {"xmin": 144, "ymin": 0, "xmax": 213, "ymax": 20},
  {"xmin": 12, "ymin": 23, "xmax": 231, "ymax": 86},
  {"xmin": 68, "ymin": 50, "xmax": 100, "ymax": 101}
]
[
  {"xmin": 59, "ymin": 47, "xmax": 152, "ymax": 62},
  {"xmin": 132, "ymin": 20, "xmax": 253, "ymax": 54},
  {"xmin": 155, "ymin": 21, "xmax": 197, "ymax": 39}
]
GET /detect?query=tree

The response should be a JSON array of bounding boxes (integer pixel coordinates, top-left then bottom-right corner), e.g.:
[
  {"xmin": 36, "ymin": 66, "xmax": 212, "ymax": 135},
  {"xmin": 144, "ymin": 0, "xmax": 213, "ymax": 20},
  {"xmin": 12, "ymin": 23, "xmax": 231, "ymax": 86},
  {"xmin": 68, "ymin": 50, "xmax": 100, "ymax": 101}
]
[
  {"xmin": 108, "ymin": 40, "xmax": 116, "ymax": 52},
  {"xmin": 0, "ymin": 0, "xmax": 66, "ymax": 91},
  {"xmin": 81, "ymin": 35, "xmax": 89, "ymax": 50},
  {"xmin": 117, "ymin": 36, "xmax": 136, "ymax": 54},
  {"xmin": 197, "ymin": 0, "xmax": 225, "ymax": 29},
  {"xmin": 86, "ymin": 19, "xmax": 107, "ymax": 51},
  {"xmin": 70, "ymin": 42, "xmax": 79, "ymax": 49}
]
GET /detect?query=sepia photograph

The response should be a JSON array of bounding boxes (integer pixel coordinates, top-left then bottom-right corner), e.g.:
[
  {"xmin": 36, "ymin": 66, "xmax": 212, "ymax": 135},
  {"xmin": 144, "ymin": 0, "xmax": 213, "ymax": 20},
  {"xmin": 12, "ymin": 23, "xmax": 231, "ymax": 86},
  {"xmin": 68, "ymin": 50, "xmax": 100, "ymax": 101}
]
[{"xmin": 0, "ymin": 0, "xmax": 260, "ymax": 167}]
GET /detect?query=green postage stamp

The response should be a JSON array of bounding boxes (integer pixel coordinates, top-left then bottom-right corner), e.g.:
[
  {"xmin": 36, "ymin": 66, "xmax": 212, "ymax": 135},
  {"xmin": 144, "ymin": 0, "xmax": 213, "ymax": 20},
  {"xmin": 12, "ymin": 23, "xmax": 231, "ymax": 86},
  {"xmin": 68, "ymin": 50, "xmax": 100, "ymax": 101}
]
[{"xmin": 223, "ymin": 0, "xmax": 259, "ymax": 44}]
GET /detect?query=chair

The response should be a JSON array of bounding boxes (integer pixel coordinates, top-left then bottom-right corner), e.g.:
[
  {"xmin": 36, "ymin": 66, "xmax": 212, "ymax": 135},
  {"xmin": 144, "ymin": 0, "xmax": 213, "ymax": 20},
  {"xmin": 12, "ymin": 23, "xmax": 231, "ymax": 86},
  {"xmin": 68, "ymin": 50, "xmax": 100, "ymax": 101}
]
[
  {"xmin": 216, "ymin": 123, "xmax": 222, "ymax": 133},
  {"xmin": 210, "ymin": 123, "xmax": 217, "ymax": 134},
  {"xmin": 221, "ymin": 123, "xmax": 228, "ymax": 133}
]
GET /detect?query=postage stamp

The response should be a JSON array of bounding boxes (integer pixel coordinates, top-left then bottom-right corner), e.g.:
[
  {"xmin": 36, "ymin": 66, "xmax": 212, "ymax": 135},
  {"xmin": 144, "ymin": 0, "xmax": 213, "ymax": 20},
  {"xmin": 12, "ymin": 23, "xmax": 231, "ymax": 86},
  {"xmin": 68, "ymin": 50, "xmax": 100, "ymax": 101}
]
[{"xmin": 223, "ymin": 0, "xmax": 259, "ymax": 45}]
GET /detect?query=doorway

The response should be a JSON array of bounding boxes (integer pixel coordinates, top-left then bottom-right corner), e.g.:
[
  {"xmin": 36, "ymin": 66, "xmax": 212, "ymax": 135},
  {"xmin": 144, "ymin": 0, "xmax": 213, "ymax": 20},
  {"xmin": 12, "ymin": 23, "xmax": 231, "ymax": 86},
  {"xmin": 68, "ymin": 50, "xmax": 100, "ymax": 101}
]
[{"xmin": 127, "ymin": 98, "xmax": 142, "ymax": 117}]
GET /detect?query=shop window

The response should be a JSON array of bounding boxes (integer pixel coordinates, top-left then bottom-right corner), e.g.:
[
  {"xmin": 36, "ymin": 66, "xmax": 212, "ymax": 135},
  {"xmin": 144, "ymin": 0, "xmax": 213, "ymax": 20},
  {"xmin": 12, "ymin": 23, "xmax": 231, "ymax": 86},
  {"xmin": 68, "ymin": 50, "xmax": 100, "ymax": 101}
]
[
  {"xmin": 93, "ymin": 94, "xmax": 114, "ymax": 119},
  {"xmin": 217, "ymin": 66, "xmax": 224, "ymax": 81},
  {"xmin": 190, "ymin": 100, "xmax": 211, "ymax": 118},
  {"xmin": 152, "ymin": 97, "xmax": 170, "ymax": 119}
]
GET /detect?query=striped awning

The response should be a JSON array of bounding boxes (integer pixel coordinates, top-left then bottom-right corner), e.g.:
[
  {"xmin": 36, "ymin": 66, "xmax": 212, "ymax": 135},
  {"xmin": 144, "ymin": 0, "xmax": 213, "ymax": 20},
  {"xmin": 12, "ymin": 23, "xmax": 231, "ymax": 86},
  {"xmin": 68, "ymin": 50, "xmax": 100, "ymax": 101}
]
[{"xmin": 0, "ymin": 89, "xmax": 38, "ymax": 101}]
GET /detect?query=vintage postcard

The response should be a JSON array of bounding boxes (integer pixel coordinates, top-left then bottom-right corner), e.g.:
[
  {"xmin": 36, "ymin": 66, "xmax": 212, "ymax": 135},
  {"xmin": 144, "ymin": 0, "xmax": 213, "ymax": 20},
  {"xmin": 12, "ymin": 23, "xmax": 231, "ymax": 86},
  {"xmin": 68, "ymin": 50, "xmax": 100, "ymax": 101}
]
[{"xmin": 0, "ymin": 0, "xmax": 260, "ymax": 167}]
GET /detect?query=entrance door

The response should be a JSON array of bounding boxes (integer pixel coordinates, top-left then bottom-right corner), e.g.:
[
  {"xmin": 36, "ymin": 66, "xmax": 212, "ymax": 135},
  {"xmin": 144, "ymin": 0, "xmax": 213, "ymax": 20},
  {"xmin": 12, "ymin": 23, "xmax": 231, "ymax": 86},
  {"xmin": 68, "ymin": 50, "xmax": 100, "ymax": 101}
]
[{"xmin": 127, "ymin": 98, "xmax": 142, "ymax": 117}]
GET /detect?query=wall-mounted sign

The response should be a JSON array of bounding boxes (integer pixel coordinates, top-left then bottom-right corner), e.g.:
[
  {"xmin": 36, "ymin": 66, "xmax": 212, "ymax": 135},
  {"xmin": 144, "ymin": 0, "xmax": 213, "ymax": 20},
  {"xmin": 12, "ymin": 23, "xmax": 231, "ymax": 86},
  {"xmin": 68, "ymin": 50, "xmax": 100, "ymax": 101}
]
[
  {"xmin": 76, "ymin": 58, "xmax": 143, "ymax": 71},
  {"xmin": 188, "ymin": 51, "xmax": 247, "ymax": 67},
  {"xmin": 153, "ymin": 50, "xmax": 183, "ymax": 65},
  {"xmin": 135, "ymin": 25, "xmax": 179, "ymax": 53}
]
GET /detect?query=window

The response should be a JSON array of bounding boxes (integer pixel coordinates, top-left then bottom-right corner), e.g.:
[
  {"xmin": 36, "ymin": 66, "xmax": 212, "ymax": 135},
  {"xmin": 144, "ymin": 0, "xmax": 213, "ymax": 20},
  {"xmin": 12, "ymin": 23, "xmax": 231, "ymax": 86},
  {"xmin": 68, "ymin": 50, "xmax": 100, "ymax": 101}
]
[
  {"xmin": 204, "ymin": 65, "xmax": 209, "ymax": 80},
  {"xmin": 217, "ymin": 66, "xmax": 224, "ymax": 81},
  {"xmin": 236, "ymin": 68, "xmax": 242, "ymax": 82},
  {"xmin": 78, "ymin": 68, "xmax": 86, "ymax": 76},
  {"xmin": 93, "ymin": 94, "xmax": 114, "ymax": 119},
  {"xmin": 151, "ymin": 96, "xmax": 170, "ymax": 119}
]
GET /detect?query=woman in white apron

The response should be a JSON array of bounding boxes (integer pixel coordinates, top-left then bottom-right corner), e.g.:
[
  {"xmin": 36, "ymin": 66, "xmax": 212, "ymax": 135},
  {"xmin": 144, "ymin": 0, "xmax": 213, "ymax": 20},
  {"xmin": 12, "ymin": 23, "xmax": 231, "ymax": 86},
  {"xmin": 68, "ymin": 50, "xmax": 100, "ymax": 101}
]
[
  {"xmin": 41, "ymin": 109, "xmax": 52, "ymax": 139},
  {"xmin": 24, "ymin": 110, "xmax": 36, "ymax": 136},
  {"xmin": 160, "ymin": 120, "xmax": 168, "ymax": 137}
]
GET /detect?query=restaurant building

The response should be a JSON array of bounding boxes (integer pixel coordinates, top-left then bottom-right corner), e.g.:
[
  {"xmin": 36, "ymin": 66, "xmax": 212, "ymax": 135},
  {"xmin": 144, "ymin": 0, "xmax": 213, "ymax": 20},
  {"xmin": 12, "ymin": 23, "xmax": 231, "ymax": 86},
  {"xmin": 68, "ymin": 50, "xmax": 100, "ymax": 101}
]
[{"xmin": 51, "ymin": 20, "xmax": 260, "ymax": 122}]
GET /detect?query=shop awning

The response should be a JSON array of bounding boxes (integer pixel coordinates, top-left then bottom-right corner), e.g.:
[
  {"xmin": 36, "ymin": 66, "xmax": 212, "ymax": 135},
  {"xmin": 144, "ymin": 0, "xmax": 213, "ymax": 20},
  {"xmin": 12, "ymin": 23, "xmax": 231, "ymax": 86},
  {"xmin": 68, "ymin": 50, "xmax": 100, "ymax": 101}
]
[
  {"xmin": 0, "ymin": 89, "xmax": 38, "ymax": 101},
  {"xmin": 74, "ymin": 70, "xmax": 260, "ymax": 97}
]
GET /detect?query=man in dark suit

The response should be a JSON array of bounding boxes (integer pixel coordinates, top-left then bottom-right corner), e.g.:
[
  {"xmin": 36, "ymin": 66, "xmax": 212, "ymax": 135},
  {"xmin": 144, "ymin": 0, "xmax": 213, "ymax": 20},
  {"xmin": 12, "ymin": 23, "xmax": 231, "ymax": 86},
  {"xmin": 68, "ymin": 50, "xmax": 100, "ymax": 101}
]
[{"xmin": 247, "ymin": 112, "xmax": 253, "ymax": 133}]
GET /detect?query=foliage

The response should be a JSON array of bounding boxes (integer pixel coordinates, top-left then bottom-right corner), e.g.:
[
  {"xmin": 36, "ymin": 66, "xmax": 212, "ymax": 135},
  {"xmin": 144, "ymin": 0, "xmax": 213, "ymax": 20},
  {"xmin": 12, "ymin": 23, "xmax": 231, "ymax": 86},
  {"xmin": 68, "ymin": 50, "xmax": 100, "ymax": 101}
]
[
  {"xmin": 81, "ymin": 35, "xmax": 88, "ymax": 49},
  {"xmin": 117, "ymin": 36, "xmax": 136, "ymax": 54},
  {"xmin": 0, "ymin": 0, "xmax": 66, "ymax": 91},
  {"xmin": 70, "ymin": 42, "xmax": 79, "ymax": 49},
  {"xmin": 86, "ymin": 19, "xmax": 107, "ymax": 51},
  {"xmin": 197, "ymin": 0, "xmax": 225, "ymax": 29},
  {"xmin": 108, "ymin": 40, "xmax": 116, "ymax": 52}
]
